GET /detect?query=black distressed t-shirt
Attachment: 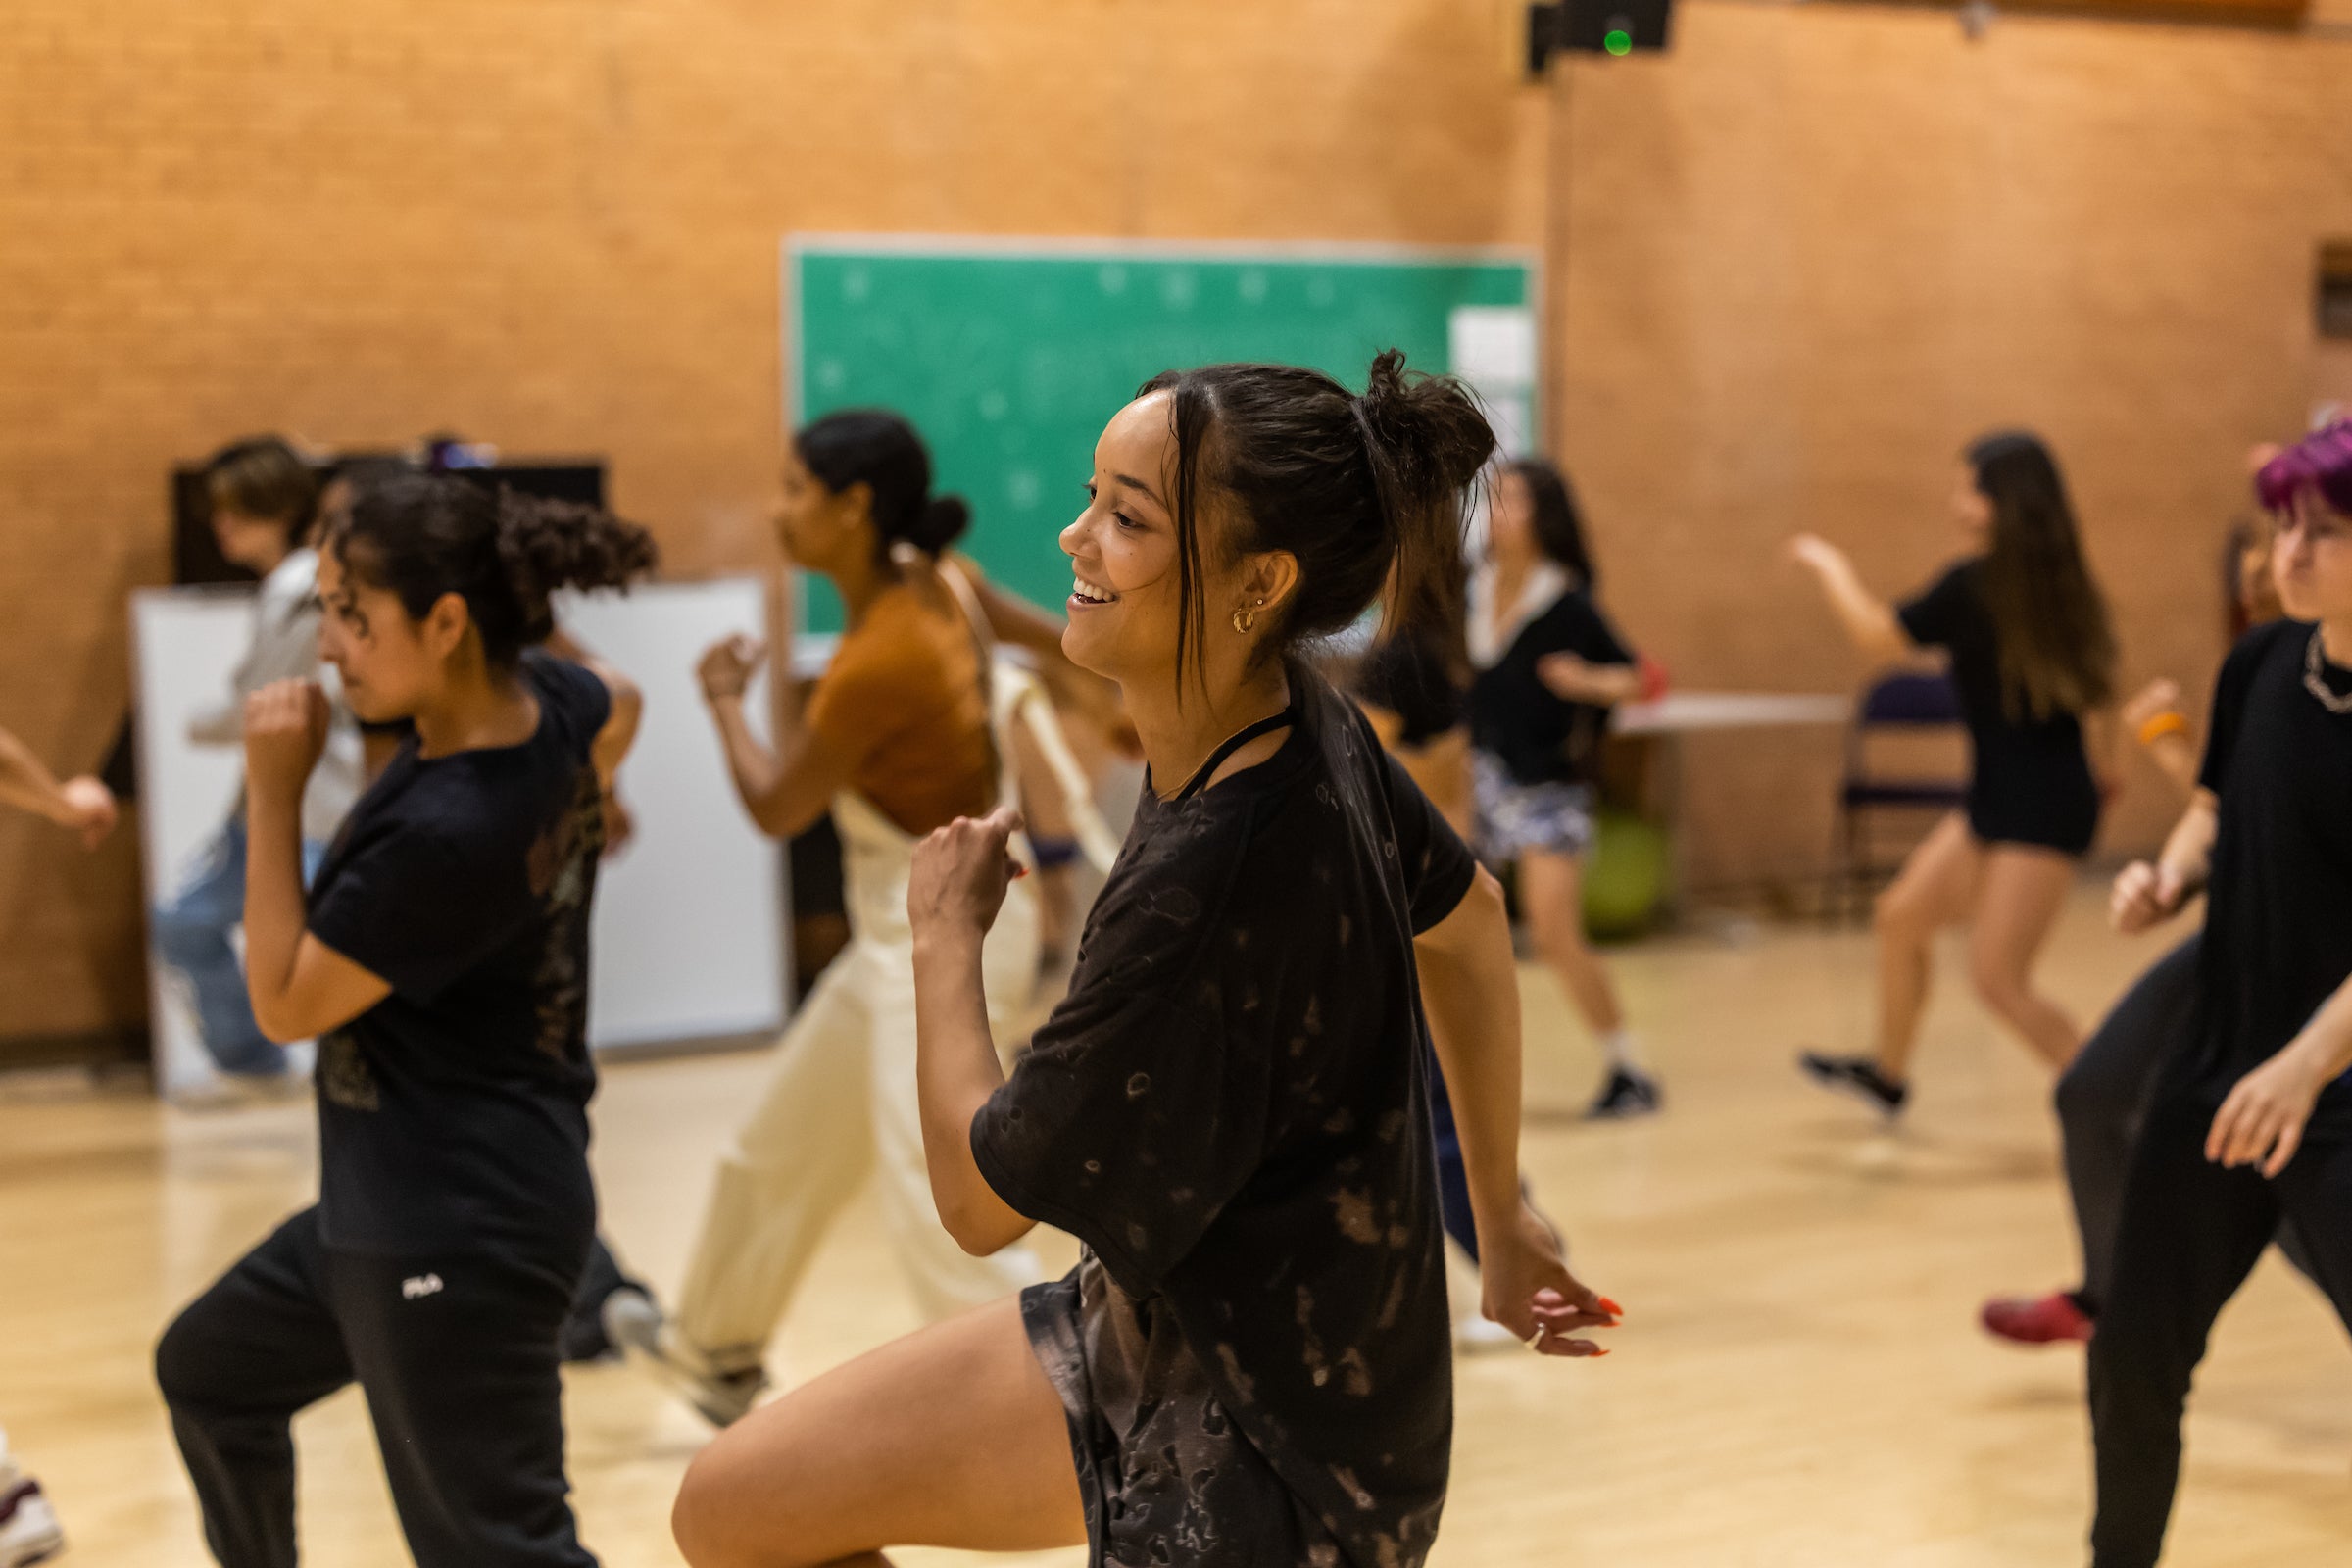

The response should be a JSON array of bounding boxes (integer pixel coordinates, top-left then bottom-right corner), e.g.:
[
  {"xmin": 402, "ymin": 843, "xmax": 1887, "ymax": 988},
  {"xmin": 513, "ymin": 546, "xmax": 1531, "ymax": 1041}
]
[
  {"xmin": 2184, "ymin": 618, "xmax": 2352, "ymax": 1132},
  {"xmin": 307, "ymin": 651, "xmax": 611, "ymax": 1264},
  {"xmin": 972, "ymin": 664, "xmax": 1478, "ymax": 1568},
  {"xmin": 1467, "ymin": 585, "xmax": 1633, "ymax": 787}
]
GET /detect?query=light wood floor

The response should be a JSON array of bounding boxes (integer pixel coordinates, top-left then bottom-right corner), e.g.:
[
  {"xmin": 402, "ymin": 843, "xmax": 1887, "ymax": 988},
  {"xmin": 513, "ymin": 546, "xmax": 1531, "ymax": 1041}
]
[{"xmin": 4, "ymin": 887, "xmax": 2348, "ymax": 1566}]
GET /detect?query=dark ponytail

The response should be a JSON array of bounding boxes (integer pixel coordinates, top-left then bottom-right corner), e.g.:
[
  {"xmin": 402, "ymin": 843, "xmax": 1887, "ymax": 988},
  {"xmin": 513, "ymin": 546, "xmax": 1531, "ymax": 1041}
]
[
  {"xmin": 796, "ymin": 409, "xmax": 971, "ymax": 563},
  {"xmin": 1143, "ymin": 347, "xmax": 1495, "ymax": 695},
  {"xmin": 328, "ymin": 471, "xmax": 659, "ymax": 668}
]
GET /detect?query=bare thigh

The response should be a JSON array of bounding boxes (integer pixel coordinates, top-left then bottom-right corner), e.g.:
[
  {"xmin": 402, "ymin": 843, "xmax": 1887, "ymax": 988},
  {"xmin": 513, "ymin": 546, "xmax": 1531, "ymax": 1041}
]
[
  {"xmin": 1967, "ymin": 842, "xmax": 2077, "ymax": 991},
  {"xmin": 1881, "ymin": 811, "xmax": 1981, "ymax": 935},
  {"xmin": 672, "ymin": 1294, "xmax": 1086, "ymax": 1568}
]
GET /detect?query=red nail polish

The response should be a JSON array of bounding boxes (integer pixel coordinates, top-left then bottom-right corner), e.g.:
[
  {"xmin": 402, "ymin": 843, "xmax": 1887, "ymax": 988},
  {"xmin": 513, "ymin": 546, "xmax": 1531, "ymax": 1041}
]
[{"xmin": 1599, "ymin": 1297, "xmax": 1624, "ymax": 1317}]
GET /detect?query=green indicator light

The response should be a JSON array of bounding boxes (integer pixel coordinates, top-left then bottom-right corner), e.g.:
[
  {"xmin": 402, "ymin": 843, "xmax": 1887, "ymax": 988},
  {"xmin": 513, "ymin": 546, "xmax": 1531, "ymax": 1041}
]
[{"xmin": 1604, "ymin": 28, "xmax": 1633, "ymax": 55}]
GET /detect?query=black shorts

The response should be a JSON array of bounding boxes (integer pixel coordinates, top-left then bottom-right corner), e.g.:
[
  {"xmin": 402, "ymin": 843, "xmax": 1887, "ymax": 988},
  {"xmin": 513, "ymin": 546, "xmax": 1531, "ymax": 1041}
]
[{"xmin": 1967, "ymin": 763, "xmax": 2099, "ymax": 858}]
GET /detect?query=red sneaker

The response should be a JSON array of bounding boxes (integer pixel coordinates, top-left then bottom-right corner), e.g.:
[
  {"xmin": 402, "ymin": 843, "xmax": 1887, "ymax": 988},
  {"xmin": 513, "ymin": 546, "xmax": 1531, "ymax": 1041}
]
[{"xmin": 1981, "ymin": 1291, "xmax": 2094, "ymax": 1346}]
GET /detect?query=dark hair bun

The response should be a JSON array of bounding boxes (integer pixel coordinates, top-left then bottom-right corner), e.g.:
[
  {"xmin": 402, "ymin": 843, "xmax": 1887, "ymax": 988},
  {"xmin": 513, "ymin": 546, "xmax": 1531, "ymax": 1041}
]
[
  {"xmin": 905, "ymin": 494, "xmax": 971, "ymax": 556},
  {"xmin": 797, "ymin": 409, "xmax": 967, "ymax": 562},
  {"xmin": 1356, "ymin": 348, "xmax": 1497, "ymax": 501}
]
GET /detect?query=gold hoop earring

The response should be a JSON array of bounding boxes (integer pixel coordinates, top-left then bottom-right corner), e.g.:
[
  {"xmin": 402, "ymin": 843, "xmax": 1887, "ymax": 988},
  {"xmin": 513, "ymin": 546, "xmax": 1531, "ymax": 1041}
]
[{"xmin": 1232, "ymin": 607, "xmax": 1255, "ymax": 635}]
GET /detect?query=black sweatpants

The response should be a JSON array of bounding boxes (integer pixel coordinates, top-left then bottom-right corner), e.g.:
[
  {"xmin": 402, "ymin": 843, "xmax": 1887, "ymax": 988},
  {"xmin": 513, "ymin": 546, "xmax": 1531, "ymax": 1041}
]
[
  {"xmin": 2056, "ymin": 933, "xmax": 2312, "ymax": 1313},
  {"xmin": 155, "ymin": 1207, "xmax": 597, "ymax": 1568},
  {"xmin": 2086, "ymin": 1093, "xmax": 2352, "ymax": 1567}
]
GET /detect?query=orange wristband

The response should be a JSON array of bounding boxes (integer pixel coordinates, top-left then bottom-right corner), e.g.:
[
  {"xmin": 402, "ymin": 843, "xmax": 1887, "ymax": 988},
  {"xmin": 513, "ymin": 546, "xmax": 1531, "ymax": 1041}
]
[{"xmin": 2136, "ymin": 710, "xmax": 2188, "ymax": 747}]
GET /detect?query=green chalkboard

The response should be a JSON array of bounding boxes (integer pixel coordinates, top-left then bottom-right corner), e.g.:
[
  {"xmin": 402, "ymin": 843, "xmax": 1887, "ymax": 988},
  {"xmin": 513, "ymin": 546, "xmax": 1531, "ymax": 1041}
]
[{"xmin": 786, "ymin": 238, "xmax": 1536, "ymax": 631}]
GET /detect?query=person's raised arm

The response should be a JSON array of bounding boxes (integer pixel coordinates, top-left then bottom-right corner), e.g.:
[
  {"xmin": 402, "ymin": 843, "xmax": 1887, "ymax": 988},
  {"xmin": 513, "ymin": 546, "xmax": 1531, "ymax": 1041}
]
[
  {"xmin": 1536, "ymin": 655, "xmax": 1644, "ymax": 707},
  {"xmin": 2122, "ymin": 677, "xmax": 2201, "ymax": 797},
  {"xmin": 1788, "ymin": 534, "xmax": 1913, "ymax": 667},
  {"xmin": 241, "ymin": 680, "xmax": 390, "ymax": 1042},
  {"xmin": 1413, "ymin": 866, "xmax": 1618, "ymax": 1355},
  {"xmin": 0, "ymin": 724, "xmax": 116, "ymax": 849},
  {"xmin": 955, "ymin": 556, "xmax": 1071, "ymax": 666},
  {"xmin": 2110, "ymin": 791, "xmax": 2218, "ymax": 935},
  {"xmin": 696, "ymin": 633, "xmax": 856, "ymax": 842},
  {"xmin": 906, "ymin": 807, "xmax": 1037, "ymax": 1255}
]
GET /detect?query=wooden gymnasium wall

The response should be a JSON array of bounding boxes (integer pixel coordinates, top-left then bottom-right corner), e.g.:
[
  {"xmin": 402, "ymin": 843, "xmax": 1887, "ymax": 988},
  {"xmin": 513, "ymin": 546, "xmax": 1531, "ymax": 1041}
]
[
  {"xmin": 2, "ymin": 0, "xmax": 2348, "ymax": 1049},
  {"xmin": 0, "ymin": 0, "xmax": 1546, "ymax": 1051},
  {"xmin": 1549, "ymin": 0, "xmax": 2352, "ymax": 894}
]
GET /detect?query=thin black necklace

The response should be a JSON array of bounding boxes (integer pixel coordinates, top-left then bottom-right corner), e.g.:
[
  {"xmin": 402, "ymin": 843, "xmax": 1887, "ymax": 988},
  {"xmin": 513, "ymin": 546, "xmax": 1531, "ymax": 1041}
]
[
  {"xmin": 1168, "ymin": 704, "xmax": 1298, "ymax": 803},
  {"xmin": 2305, "ymin": 628, "xmax": 2352, "ymax": 715}
]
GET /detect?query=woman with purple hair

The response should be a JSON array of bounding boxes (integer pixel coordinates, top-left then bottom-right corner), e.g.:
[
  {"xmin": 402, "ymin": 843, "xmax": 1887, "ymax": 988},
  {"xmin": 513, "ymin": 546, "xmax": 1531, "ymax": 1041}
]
[
  {"xmin": 2084, "ymin": 420, "xmax": 2352, "ymax": 1566},
  {"xmin": 1788, "ymin": 431, "xmax": 2117, "ymax": 1116}
]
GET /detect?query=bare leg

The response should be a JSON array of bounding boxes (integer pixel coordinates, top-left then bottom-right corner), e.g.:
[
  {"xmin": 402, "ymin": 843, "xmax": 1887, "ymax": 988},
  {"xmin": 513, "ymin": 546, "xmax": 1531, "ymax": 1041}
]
[
  {"xmin": 1518, "ymin": 848, "xmax": 1624, "ymax": 1037},
  {"xmin": 1966, "ymin": 843, "xmax": 2082, "ymax": 1069},
  {"xmin": 671, "ymin": 1294, "xmax": 1085, "ymax": 1568},
  {"xmin": 1870, "ymin": 812, "xmax": 1980, "ymax": 1084}
]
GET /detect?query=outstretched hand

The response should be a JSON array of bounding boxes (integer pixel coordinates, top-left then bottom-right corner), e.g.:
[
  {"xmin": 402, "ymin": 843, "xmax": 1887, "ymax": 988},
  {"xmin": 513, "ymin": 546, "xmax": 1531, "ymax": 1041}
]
[
  {"xmin": 908, "ymin": 806, "xmax": 1026, "ymax": 945},
  {"xmin": 1481, "ymin": 1201, "xmax": 1620, "ymax": 1359}
]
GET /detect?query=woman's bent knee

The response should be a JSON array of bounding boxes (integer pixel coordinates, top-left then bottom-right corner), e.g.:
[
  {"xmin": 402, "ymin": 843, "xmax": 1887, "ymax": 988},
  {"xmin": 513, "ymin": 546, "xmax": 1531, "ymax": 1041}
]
[
  {"xmin": 154, "ymin": 1305, "xmax": 214, "ymax": 1408},
  {"xmin": 671, "ymin": 1448, "xmax": 745, "ymax": 1568},
  {"xmin": 673, "ymin": 1433, "xmax": 824, "ymax": 1568},
  {"xmin": 1968, "ymin": 954, "xmax": 2036, "ymax": 1020},
  {"xmin": 1873, "ymin": 887, "xmax": 1931, "ymax": 942}
]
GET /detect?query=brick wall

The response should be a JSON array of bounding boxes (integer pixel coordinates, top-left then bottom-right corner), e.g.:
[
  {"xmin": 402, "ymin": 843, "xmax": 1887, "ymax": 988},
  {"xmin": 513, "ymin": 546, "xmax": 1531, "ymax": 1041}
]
[
  {"xmin": 0, "ymin": 0, "xmax": 1546, "ymax": 1042},
  {"xmin": 1549, "ymin": 3, "xmax": 2352, "ymax": 893},
  {"xmin": 3, "ymin": 0, "xmax": 2348, "ymax": 1043}
]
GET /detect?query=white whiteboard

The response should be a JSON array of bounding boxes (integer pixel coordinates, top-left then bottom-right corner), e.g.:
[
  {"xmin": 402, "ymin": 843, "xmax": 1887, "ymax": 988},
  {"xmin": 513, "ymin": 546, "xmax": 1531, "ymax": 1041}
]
[{"xmin": 131, "ymin": 577, "xmax": 786, "ymax": 1101}]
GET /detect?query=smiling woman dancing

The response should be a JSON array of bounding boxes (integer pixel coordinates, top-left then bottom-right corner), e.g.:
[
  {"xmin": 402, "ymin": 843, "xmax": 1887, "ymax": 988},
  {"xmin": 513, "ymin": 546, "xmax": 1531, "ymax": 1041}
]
[{"xmin": 669, "ymin": 350, "xmax": 1617, "ymax": 1568}]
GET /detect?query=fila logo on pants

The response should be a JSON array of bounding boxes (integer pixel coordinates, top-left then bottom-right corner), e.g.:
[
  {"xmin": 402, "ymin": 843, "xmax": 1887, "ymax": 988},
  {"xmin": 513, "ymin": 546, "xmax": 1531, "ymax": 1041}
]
[{"xmin": 401, "ymin": 1273, "xmax": 445, "ymax": 1300}]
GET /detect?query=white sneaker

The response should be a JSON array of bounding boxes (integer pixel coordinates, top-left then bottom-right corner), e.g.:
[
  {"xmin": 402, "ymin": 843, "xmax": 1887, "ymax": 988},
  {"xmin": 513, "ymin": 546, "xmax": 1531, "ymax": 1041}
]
[
  {"xmin": 601, "ymin": 1288, "xmax": 769, "ymax": 1428},
  {"xmin": 0, "ymin": 1468, "xmax": 65, "ymax": 1568}
]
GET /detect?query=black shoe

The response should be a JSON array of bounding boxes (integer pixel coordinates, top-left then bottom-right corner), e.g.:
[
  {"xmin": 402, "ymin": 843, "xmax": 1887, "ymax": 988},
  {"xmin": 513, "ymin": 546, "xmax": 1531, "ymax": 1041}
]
[
  {"xmin": 1797, "ymin": 1052, "xmax": 1908, "ymax": 1118},
  {"xmin": 1584, "ymin": 1067, "xmax": 1662, "ymax": 1120}
]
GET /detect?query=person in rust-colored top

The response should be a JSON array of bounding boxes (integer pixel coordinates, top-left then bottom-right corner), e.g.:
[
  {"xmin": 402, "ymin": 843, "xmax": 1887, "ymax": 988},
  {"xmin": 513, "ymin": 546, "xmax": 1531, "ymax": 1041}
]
[
  {"xmin": 604, "ymin": 410, "xmax": 1052, "ymax": 1430},
  {"xmin": 801, "ymin": 567, "xmax": 996, "ymax": 835}
]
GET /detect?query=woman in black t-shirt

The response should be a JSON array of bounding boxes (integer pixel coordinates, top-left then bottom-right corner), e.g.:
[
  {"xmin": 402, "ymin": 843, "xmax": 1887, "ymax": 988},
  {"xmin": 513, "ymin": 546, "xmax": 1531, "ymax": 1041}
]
[
  {"xmin": 670, "ymin": 352, "xmax": 1617, "ymax": 1568},
  {"xmin": 2084, "ymin": 421, "xmax": 2352, "ymax": 1566},
  {"xmin": 1791, "ymin": 431, "xmax": 2116, "ymax": 1116},
  {"xmin": 1353, "ymin": 559, "xmax": 1474, "ymax": 839},
  {"xmin": 155, "ymin": 473, "xmax": 655, "ymax": 1568},
  {"xmin": 1465, "ymin": 459, "xmax": 1659, "ymax": 1120}
]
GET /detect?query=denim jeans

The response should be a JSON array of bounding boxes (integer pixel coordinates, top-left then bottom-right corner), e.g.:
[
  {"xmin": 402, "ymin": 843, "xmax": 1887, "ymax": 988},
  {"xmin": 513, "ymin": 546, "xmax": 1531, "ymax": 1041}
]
[{"xmin": 153, "ymin": 814, "xmax": 326, "ymax": 1078}]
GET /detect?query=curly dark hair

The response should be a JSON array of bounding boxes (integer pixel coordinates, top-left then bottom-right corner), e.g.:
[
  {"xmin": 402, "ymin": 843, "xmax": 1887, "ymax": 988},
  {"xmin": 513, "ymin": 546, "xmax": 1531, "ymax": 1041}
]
[{"xmin": 326, "ymin": 471, "xmax": 658, "ymax": 667}]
